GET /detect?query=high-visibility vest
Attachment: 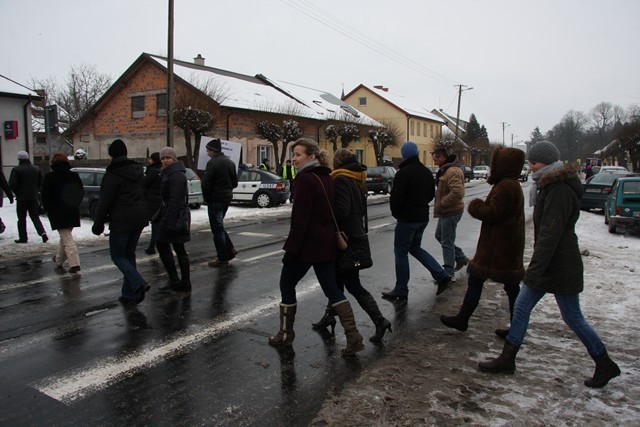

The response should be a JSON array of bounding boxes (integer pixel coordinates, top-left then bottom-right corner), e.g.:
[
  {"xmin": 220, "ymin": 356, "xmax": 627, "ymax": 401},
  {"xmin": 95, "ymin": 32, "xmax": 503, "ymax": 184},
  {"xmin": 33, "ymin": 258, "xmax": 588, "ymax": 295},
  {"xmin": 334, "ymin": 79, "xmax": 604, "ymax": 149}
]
[{"xmin": 282, "ymin": 166, "xmax": 295, "ymax": 180}]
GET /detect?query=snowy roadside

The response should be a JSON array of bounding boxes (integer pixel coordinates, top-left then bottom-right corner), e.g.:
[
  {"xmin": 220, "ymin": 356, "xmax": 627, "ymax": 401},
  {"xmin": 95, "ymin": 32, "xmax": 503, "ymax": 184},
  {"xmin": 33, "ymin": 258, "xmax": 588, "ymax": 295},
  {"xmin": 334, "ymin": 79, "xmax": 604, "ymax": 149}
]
[{"xmin": 312, "ymin": 211, "xmax": 640, "ymax": 426}]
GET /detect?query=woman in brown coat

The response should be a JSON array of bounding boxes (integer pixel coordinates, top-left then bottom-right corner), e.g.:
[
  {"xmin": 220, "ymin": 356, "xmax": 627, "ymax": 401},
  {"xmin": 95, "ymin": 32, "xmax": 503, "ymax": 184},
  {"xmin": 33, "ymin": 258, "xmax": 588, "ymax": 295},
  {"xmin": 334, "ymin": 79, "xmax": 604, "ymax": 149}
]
[{"xmin": 440, "ymin": 147, "xmax": 525, "ymax": 334}]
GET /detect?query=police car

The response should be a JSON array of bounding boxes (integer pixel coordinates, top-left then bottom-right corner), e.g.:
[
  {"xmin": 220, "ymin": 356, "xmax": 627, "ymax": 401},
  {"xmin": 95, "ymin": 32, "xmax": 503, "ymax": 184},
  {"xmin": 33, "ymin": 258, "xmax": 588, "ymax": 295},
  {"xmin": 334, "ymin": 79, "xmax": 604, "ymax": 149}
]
[{"xmin": 233, "ymin": 167, "xmax": 291, "ymax": 208}]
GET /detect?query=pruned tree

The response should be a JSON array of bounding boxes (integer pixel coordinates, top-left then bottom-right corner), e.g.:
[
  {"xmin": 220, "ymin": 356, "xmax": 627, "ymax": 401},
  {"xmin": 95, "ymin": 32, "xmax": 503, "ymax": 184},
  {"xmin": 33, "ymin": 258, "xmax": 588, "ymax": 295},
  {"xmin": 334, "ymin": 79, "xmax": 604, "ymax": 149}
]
[
  {"xmin": 367, "ymin": 120, "xmax": 401, "ymax": 165},
  {"xmin": 174, "ymin": 107, "xmax": 215, "ymax": 170},
  {"xmin": 255, "ymin": 119, "xmax": 302, "ymax": 172},
  {"xmin": 325, "ymin": 122, "xmax": 361, "ymax": 152},
  {"xmin": 30, "ymin": 63, "xmax": 112, "ymax": 129}
]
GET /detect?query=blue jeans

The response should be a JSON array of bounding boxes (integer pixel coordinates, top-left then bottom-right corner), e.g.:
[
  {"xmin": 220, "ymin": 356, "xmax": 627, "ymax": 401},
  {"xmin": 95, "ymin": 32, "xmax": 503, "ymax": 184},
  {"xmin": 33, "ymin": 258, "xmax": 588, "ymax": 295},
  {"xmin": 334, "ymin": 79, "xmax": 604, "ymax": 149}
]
[
  {"xmin": 507, "ymin": 285, "xmax": 606, "ymax": 356},
  {"xmin": 279, "ymin": 260, "xmax": 346, "ymax": 305},
  {"xmin": 435, "ymin": 213, "xmax": 466, "ymax": 275},
  {"xmin": 393, "ymin": 221, "xmax": 448, "ymax": 296},
  {"xmin": 208, "ymin": 202, "xmax": 234, "ymax": 261},
  {"xmin": 109, "ymin": 229, "xmax": 146, "ymax": 299}
]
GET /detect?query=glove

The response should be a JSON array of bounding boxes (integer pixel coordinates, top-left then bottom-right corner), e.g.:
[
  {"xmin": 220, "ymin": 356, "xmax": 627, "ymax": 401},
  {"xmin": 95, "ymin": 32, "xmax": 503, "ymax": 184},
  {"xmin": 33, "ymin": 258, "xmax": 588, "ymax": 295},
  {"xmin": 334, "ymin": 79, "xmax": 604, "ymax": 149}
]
[
  {"xmin": 282, "ymin": 252, "xmax": 297, "ymax": 265},
  {"xmin": 92, "ymin": 223, "xmax": 104, "ymax": 236}
]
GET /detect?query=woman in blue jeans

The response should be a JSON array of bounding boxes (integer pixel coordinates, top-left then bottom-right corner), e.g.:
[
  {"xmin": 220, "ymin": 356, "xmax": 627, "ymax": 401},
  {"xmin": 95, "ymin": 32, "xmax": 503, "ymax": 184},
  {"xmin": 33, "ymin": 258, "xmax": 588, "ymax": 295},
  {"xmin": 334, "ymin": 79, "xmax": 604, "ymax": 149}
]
[{"xmin": 478, "ymin": 141, "xmax": 620, "ymax": 388}]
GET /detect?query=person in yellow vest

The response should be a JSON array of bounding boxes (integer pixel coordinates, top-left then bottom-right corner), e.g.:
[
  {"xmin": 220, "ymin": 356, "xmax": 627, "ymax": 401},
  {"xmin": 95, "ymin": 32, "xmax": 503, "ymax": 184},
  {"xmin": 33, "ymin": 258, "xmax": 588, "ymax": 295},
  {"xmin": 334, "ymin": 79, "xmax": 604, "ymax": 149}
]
[{"xmin": 282, "ymin": 159, "xmax": 295, "ymax": 202}]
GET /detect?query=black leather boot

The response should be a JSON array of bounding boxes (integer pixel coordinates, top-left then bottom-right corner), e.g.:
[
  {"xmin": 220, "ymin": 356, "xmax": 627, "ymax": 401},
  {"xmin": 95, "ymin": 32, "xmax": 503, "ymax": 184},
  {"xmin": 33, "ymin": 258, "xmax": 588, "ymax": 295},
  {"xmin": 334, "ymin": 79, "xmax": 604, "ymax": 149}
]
[
  {"xmin": 584, "ymin": 350, "xmax": 621, "ymax": 388},
  {"xmin": 311, "ymin": 306, "xmax": 337, "ymax": 334},
  {"xmin": 356, "ymin": 294, "xmax": 392, "ymax": 343},
  {"xmin": 440, "ymin": 303, "xmax": 477, "ymax": 332},
  {"xmin": 478, "ymin": 341, "xmax": 520, "ymax": 374}
]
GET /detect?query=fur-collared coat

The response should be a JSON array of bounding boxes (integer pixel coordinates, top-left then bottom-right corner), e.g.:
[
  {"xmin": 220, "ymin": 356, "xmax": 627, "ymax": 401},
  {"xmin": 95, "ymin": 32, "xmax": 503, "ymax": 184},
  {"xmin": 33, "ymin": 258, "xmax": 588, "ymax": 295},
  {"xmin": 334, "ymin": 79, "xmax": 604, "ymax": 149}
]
[
  {"xmin": 524, "ymin": 165, "xmax": 583, "ymax": 294},
  {"xmin": 467, "ymin": 147, "xmax": 525, "ymax": 283}
]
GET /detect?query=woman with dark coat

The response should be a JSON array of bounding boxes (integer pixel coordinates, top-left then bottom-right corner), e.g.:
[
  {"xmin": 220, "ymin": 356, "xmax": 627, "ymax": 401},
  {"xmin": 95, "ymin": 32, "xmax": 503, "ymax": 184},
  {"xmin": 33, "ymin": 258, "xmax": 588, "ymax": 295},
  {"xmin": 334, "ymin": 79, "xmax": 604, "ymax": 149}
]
[
  {"xmin": 479, "ymin": 141, "xmax": 620, "ymax": 389},
  {"xmin": 440, "ymin": 147, "xmax": 525, "ymax": 335},
  {"xmin": 269, "ymin": 138, "xmax": 364, "ymax": 356},
  {"xmin": 41, "ymin": 153, "xmax": 84, "ymax": 273},
  {"xmin": 155, "ymin": 147, "xmax": 191, "ymax": 292},
  {"xmin": 312, "ymin": 149, "xmax": 392, "ymax": 343},
  {"xmin": 143, "ymin": 152, "xmax": 162, "ymax": 254}
]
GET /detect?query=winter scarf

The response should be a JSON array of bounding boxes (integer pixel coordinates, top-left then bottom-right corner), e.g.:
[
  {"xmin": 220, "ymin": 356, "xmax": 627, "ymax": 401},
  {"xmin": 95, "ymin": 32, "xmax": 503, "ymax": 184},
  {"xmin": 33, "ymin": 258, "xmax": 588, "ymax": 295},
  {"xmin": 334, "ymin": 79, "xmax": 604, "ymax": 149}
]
[
  {"xmin": 296, "ymin": 159, "xmax": 320, "ymax": 174},
  {"xmin": 330, "ymin": 168, "xmax": 366, "ymax": 186},
  {"xmin": 529, "ymin": 160, "xmax": 564, "ymax": 206}
]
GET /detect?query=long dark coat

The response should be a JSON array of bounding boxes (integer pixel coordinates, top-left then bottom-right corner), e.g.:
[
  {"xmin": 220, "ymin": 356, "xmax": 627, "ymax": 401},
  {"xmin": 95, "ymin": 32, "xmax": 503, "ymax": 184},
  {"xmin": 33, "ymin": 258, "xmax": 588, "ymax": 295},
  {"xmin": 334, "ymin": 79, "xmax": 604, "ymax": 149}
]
[
  {"xmin": 157, "ymin": 161, "xmax": 190, "ymax": 244},
  {"xmin": 524, "ymin": 165, "xmax": 584, "ymax": 294},
  {"xmin": 467, "ymin": 147, "xmax": 526, "ymax": 284},
  {"xmin": 41, "ymin": 162, "xmax": 84, "ymax": 230},
  {"xmin": 283, "ymin": 164, "xmax": 336, "ymax": 263},
  {"xmin": 143, "ymin": 162, "xmax": 162, "ymax": 220},
  {"xmin": 93, "ymin": 156, "xmax": 148, "ymax": 232},
  {"xmin": 0, "ymin": 171, "xmax": 12, "ymax": 207}
]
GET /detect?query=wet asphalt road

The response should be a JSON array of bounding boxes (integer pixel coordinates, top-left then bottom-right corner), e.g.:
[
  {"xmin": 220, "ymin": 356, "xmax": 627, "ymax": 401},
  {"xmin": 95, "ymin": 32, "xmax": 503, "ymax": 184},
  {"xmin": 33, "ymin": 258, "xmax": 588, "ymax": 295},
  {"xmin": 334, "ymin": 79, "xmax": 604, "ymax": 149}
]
[{"xmin": 0, "ymin": 181, "xmax": 518, "ymax": 426}]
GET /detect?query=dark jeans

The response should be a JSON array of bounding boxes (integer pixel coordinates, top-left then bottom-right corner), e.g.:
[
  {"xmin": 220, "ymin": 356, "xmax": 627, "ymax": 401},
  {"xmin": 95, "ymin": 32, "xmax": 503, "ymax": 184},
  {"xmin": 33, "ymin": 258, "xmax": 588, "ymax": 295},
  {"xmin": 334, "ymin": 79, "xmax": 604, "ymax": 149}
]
[
  {"xmin": 157, "ymin": 241, "xmax": 188, "ymax": 278},
  {"xmin": 393, "ymin": 221, "xmax": 448, "ymax": 296},
  {"xmin": 336, "ymin": 268, "xmax": 371, "ymax": 299},
  {"xmin": 207, "ymin": 202, "xmax": 234, "ymax": 261},
  {"xmin": 16, "ymin": 199, "xmax": 45, "ymax": 241},
  {"xmin": 507, "ymin": 284, "xmax": 606, "ymax": 356},
  {"xmin": 109, "ymin": 229, "xmax": 146, "ymax": 299},
  {"xmin": 463, "ymin": 275, "xmax": 520, "ymax": 317},
  {"xmin": 279, "ymin": 260, "xmax": 346, "ymax": 305}
]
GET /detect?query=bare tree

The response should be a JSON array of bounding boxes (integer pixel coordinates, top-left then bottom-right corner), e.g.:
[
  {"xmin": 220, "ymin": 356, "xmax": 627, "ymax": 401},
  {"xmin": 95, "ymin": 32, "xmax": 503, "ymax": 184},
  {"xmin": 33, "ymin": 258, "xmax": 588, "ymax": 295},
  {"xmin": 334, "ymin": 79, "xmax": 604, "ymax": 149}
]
[
  {"xmin": 367, "ymin": 120, "xmax": 402, "ymax": 165},
  {"xmin": 30, "ymin": 63, "xmax": 112, "ymax": 128}
]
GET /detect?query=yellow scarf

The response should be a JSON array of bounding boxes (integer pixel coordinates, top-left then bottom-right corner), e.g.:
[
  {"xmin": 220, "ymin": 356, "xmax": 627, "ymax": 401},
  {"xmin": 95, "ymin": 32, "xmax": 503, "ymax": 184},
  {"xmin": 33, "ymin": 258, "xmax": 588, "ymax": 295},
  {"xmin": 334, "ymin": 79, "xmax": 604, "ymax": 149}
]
[{"xmin": 330, "ymin": 168, "xmax": 367, "ymax": 185}]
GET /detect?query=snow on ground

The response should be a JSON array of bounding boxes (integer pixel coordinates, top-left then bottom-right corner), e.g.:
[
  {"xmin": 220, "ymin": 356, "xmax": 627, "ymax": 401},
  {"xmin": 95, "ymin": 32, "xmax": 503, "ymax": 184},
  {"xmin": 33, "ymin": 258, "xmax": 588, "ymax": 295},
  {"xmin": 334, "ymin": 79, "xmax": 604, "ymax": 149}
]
[{"xmin": 312, "ymin": 211, "xmax": 640, "ymax": 426}]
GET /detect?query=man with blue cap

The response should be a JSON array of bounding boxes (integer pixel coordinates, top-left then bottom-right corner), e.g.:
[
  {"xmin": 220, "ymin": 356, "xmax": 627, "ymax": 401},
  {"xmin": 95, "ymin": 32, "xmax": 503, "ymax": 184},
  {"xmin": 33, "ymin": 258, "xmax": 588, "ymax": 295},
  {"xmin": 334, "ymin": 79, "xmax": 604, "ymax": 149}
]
[{"xmin": 382, "ymin": 142, "xmax": 452, "ymax": 301}]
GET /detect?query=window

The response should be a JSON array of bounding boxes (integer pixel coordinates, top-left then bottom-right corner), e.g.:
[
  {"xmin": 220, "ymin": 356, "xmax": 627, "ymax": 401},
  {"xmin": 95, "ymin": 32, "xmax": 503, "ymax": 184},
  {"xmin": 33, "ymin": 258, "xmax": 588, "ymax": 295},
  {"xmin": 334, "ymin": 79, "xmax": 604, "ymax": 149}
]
[
  {"xmin": 410, "ymin": 120, "xmax": 415, "ymax": 135},
  {"xmin": 417, "ymin": 121, "xmax": 421, "ymax": 136},
  {"xmin": 131, "ymin": 96, "xmax": 145, "ymax": 119},
  {"xmin": 156, "ymin": 94, "xmax": 167, "ymax": 116},
  {"xmin": 355, "ymin": 149, "xmax": 364, "ymax": 164},
  {"xmin": 257, "ymin": 146, "xmax": 271, "ymax": 165},
  {"xmin": 358, "ymin": 97, "xmax": 367, "ymax": 106}
]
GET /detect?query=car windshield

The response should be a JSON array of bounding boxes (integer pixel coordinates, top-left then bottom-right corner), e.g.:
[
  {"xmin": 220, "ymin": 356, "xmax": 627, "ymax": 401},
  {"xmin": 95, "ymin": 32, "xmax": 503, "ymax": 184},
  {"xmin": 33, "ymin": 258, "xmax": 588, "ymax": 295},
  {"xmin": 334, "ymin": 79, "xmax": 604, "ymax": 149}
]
[
  {"xmin": 588, "ymin": 173, "xmax": 628, "ymax": 185},
  {"xmin": 368, "ymin": 167, "xmax": 385, "ymax": 174}
]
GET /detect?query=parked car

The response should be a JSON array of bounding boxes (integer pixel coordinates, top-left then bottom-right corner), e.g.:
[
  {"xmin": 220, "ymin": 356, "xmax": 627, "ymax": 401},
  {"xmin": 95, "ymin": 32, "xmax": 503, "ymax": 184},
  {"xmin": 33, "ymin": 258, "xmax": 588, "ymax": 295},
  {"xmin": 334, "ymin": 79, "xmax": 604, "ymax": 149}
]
[
  {"xmin": 365, "ymin": 166, "xmax": 396, "ymax": 194},
  {"xmin": 604, "ymin": 176, "xmax": 640, "ymax": 234},
  {"xmin": 580, "ymin": 172, "xmax": 632, "ymax": 211},
  {"xmin": 233, "ymin": 168, "xmax": 290, "ymax": 208},
  {"xmin": 72, "ymin": 167, "xmax": 105, "ymax": 219},
  {"xmin": 592, "ymin": 165, "xmax": 628, "ymax": 175},
  {"xmin": 473, "ymin": 165, "xmax": 490, "ymax": 179},
  {"xmin": 520, "ymin": 165, "xmax": 530, "ymax": 182},
  {"xmin": 461, "ymin": 166, "xmax": 473, "ymax": 183},
  {"xmin": 184, "ymin": 168, "xmax": 204, "ymax": 209}
]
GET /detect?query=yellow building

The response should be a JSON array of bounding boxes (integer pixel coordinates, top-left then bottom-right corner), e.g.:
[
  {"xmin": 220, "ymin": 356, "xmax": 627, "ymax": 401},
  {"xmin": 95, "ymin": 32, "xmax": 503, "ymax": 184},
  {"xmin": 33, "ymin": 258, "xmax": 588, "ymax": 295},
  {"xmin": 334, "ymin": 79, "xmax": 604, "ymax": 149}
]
[{"xmin": 343, "ymin": 84, "xmax": 445, "ymax": 166}]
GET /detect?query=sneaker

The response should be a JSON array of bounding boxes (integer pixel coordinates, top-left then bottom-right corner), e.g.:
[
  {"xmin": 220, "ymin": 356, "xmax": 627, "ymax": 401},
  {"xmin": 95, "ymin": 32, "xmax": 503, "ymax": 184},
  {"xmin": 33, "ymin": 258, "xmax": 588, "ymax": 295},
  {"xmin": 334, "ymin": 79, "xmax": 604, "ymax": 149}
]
[
  {"xmin": 68, "ymin": 266, "xmax": 81, "ymax": 274},
  {"xmin": 455, "ymin": 257, "xmax": 469, "ymax": 271},
  {"xmin": 41, "ymin": 233, "xmax": 49, "ymax": 243},
  {"xmin": 208, "ymin": 259, "xmax": 230, "ymax": 268}
]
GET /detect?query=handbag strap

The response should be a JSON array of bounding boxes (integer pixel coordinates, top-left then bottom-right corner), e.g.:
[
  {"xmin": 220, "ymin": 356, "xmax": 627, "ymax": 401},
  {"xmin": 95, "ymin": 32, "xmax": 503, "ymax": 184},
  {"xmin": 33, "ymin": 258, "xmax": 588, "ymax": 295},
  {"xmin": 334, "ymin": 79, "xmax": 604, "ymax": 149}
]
[{"xmin": 312, "ymin": 173, "xmax": 342, "ymax": 233}]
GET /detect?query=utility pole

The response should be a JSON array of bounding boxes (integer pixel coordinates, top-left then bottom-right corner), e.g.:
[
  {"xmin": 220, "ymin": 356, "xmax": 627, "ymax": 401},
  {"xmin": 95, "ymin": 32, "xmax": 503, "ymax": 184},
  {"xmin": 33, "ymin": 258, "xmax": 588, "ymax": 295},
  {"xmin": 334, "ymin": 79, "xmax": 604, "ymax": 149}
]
[
  {"xmin": 167, "ymin": 0, "xmax": 175, "ymax": 147},
  {"xmin": 501, "ymin": 122, "xmax": 510, "ymax": 146},
  {"xmin": 510, "ymin": 133, "xmax": 517, "ymax": 148},
  {"xmin": 454, "ymin": 84, "xmax": 473, "ymax": 143}
]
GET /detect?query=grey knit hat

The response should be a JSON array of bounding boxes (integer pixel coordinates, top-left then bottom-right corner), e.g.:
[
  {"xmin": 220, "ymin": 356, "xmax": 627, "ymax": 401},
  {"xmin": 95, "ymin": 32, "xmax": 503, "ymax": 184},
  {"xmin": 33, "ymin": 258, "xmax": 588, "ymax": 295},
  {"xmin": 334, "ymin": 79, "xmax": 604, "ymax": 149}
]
[
  {"xmin": 159, "ymin": 147, "xmax": 177, "ymax": 161},
  {"xmin": 528, "ymin": 141, "xmax": 560, "ymax": 165}
]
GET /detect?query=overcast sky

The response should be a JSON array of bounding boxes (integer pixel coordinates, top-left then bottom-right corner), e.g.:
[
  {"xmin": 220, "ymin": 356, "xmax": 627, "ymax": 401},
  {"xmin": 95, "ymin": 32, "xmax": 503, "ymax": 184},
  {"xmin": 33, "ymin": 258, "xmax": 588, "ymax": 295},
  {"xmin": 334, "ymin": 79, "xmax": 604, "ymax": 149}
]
[{"xmin": 2, "ymin": 0, "xmax": 638, "ymax": 145}]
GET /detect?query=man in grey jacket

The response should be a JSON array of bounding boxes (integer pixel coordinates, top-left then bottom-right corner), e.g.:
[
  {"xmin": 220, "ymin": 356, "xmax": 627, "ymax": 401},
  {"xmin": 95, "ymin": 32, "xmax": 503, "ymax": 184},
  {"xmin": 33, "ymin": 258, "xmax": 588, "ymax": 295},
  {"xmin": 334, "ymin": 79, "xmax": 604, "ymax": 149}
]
[{"xmin": 202, "ymin": 138, "xmax": 238, "ymax": 268}]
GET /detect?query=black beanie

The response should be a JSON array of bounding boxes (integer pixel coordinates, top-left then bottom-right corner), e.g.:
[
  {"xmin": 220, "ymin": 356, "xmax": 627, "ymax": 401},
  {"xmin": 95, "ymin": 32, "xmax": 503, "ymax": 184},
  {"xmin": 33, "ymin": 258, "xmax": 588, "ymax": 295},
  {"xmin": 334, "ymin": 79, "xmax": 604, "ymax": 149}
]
[
  {"xmin": 108, "ymin": 139, "xmax": 128, "ymax": 158},
  {"xmin": 150, "ymin": 152, "xmax": 161, "ymax": 164}
]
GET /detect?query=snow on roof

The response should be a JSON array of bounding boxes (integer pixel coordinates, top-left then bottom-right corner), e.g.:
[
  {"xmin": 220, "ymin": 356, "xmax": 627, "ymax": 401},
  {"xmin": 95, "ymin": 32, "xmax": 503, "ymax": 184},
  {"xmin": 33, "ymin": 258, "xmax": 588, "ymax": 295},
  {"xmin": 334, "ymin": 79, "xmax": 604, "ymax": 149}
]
[
  {"xmin": 364, "ymin": 85, "xmax": 445, "ymax": 124},
  {"xmin": 0, "ymin": 74, "xmax": 39, "ymax": 98}
]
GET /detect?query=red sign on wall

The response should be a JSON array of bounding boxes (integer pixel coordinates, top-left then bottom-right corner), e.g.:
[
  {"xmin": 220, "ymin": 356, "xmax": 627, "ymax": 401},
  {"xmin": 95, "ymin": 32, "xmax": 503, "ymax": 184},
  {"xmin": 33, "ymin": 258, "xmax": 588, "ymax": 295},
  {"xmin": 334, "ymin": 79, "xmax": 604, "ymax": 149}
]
[{"xmin": 4, "ymin": 121, "xmax": 18, "ymax": 139}]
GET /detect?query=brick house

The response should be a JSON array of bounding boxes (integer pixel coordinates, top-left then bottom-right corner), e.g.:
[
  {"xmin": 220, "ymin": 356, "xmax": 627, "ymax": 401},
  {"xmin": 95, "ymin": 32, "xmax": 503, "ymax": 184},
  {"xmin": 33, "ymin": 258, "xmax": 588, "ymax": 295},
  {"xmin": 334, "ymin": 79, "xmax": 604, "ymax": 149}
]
[{"xmin": 64, "ymin": 53, "xmax": 381, "ymax": 170}]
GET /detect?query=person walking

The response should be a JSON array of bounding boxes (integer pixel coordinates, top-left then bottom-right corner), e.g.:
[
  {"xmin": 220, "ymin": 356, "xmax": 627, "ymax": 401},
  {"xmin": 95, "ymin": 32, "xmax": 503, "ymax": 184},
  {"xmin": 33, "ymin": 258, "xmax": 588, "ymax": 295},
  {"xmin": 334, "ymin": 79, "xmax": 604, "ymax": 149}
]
[
  {"xmin": 41, "ymin": 153, "xmax": 84, "ymax": 274},
  {"xmin": 440, "ymin": 147, "xmax": 525, "ymax": 334},
  {"xmin": 9, "ymin": 151, "xmax": 48, "ymax": 244},
  {"xmin": 282, "ymin": 159, "xmax": 295, "ymax": 202},
  {"xmin": 202, "ymin": 138, "xmax": 238, "ymax": 268},
  {"xmin": 478, "ymin": 141, "xmax": 621, "ymax": 389},
  {"xmin": 91, "ymin": 139, "xmax": 149, "ymax": 305},
  {"xmin": 381, "ymin": 141, "xmax": 451, "ymax": 301},
  {"xmin": 311, "ymin": 149, "xmax": 392, "ymax": 343},
  {"xmin": 432, "ymin": 148, "xmax": 469, "ymax": 277},
  {"xmin": 0, "ymin": 170, "xmax": 14, "ymax": 234},
  {"xmin": 155, "ymin": 147, "xmax": 192, "ymax": 292},
  {"xmin": 143, "ymin": 152, "xmax": 162, "ymax": 254},
  {"xmin": 269, "ymin": 138, "xmax": 364, "ymax": 357}
]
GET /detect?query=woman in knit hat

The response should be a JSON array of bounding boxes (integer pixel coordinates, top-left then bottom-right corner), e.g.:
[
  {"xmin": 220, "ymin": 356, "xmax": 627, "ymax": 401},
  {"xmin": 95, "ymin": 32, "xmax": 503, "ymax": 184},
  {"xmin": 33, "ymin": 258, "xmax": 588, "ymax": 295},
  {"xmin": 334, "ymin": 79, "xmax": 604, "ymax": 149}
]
[{"xmin": 478, "ymin": 141, "xmax": 621, "ymax": 389}]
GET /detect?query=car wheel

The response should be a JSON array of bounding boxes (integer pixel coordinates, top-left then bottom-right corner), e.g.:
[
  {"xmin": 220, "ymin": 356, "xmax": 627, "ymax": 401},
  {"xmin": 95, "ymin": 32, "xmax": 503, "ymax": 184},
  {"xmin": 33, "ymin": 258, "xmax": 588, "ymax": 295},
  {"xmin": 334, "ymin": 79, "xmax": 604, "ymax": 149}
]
[
  {"xmin": 89, "ymin": 200, "xmax": 98, "ymax": 220},
  {"xmin": 608, "ymin": 222, "xmax": 617, "ymax": 234},
  {"xmin": 255, "ymin": 192, "xmax": 273, "ymax": 208},
  {"xmin": 189, "ymin": 203, "xmax": 201, "ymax": 210}
]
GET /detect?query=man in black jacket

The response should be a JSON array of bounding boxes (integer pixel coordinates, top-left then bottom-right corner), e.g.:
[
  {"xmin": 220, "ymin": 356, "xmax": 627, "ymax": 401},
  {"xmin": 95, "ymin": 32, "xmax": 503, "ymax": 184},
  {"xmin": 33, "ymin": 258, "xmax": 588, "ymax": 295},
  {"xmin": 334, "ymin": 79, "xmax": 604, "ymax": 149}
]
[
  {"xmin": 382, "ymin": 142, "xmax": 451, "ymax": 301},
  {"xmin": 202, "ymin": 138, "xmax": 238, "ymax": 268},
  {"xmin": 92, "ymin": 139, "xmax": 149, "ymax": 305},
  {"xmin": 9, "ymin": 151, "xmax": 47, "ymax": 243}
]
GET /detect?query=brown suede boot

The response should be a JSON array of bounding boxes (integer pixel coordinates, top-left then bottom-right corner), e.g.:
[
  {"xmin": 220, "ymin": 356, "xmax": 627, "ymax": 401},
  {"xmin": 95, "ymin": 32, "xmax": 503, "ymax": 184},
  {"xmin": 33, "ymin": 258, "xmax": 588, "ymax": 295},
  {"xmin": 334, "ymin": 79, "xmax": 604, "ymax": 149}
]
[
  {"xmin": 269, "ymin": 303, "xmax": 297, "ymax": 347},
  {"xmin": 333, "ymin": 300, "xmax": 365, "ymax": 356}
]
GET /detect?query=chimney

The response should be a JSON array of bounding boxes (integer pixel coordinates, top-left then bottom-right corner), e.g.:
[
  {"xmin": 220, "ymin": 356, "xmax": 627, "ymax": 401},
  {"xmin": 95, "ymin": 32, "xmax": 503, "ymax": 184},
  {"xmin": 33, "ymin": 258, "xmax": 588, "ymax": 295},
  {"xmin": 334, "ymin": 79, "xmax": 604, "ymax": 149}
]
[
  {"xmin": 373, "ymin": 85, "xmax": 388, "ymax": 92},
  {"xmin": 194, "ymin": 54, "xmax": 205, "ymax": 66}
]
